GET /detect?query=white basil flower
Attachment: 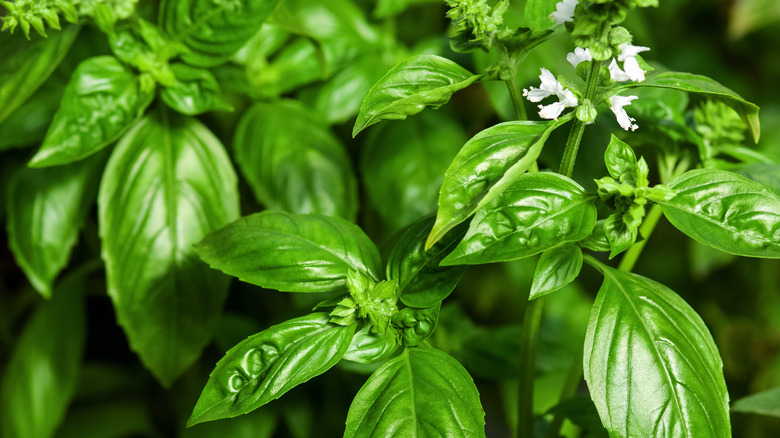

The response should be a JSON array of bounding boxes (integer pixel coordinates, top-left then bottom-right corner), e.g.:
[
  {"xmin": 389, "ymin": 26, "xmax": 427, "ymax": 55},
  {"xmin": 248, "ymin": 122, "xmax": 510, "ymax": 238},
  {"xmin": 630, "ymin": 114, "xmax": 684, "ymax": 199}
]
[
  {"xmin": 538, "ymin": 89, "xmax": 579, "ymax": 120},
  {"xmin": 550, "ymin": 0, "xmax": 578, "ymax": 24},
  {"xmin": 617, "ymin": 43, "xmax": 651, "ymax": 82},
  {"xmin": 523, "ymin": 68, "xmax": 578, "ymax": 121},
  {"xmin": 609, "ymin": 95, "xmax": 640, "ymax": 131},
  {"xmin": 567, "ymin": 47, "xmax": 592, "ymax": 68}
]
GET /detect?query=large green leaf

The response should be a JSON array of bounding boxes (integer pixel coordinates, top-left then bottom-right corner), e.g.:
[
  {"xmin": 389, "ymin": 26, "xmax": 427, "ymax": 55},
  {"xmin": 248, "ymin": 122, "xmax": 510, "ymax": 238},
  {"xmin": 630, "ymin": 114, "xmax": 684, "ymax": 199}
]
[
  {"xmin": 6, "ymin": 153, "xmax": 105, "ymax": 298},
  {"xmin": 344, "ymin": 347, "xmax": 485, "ymax": 437},
  {"xmin": 188, "ymin": 313, "xmax": 355, "ymax": 426},
  {"xmin": 161, "ymin": 64, "xmax": 233, "ymax": 115},
  {"xmin": 620, "ymin": 71, "xmax": 761, "ymax": 142},
  {"xmin": 442, "ymin": 172, "xmax": 597, "ymax": 265},
  {"xmin": 29, "ymin": 56, "xmax": 156, "ymax": 167},
  {"xmin": 426, "ymin": 119, "xmax": 567, "ymax": 249},
  {"xmin": 386, "ymin": 217, "xmax": 467, "ymax": 308},
  {"xmin": 196, "ymin": 211, "xmax": 382, "ymax": 292},
  {"xmin": 98, "ymin": 109, "xmax": 240, "ymax": 386},
  {"xmin": 660, "ymin": 169, "xmax": 780, "ymax": 258},
  {"xmin": 159, "ymin": 0, "xmax": 282, "ymax": 67},
  {"xmin": 233, "ymin": 100, "xmax": 357, "ymax": 220},
  {"xmin": 362, "ymin": 111, "xmax": 466, "ymax": 230},
  {"xmin": 0, "ymin": 25, "xmax": 80, "ymax": 124},
  {"xmin": 352, "ymin": 54, "xmax": 481, "ymax": 136},
  {"xmin": 0, "ymin": 274, "xmax": 86, "ymax": 438},
  {"xmin": 584, "ymin": 267, "xmax": 730, "ymax": 437},
  {"xmin": 732, "ymin": 387, "xmax": 780, "ymax": 417}
]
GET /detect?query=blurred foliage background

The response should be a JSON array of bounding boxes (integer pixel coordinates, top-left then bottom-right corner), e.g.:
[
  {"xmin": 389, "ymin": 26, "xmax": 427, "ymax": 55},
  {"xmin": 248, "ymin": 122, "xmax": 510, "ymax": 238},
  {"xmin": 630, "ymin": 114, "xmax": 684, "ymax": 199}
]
[{"xmin": 1, "ymin": 0, "xmax": 779, "ymax": 436}]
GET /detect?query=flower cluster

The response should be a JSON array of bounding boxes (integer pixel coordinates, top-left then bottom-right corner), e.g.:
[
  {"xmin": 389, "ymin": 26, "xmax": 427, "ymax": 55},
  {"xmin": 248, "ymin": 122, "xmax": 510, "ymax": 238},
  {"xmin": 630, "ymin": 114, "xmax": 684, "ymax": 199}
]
[
  {"xmin": 445, "ymin": 0, "xmax": 508, "ymax": 43},
  {"xmin": 522, "ymin": 68, "xmax": 579, "ymax": 121},
  {"xmin": 551, "ymin": 0, "xmax": 578, "ymax": 24}
]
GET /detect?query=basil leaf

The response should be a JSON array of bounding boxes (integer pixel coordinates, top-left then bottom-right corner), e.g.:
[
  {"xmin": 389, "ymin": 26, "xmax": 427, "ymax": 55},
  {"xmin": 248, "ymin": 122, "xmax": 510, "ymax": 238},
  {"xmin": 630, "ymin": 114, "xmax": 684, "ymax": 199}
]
[
  {"xmin": 579, "ymin": 219, "xmax": 610, "ymax": 252},
  {"xmin": 0, "ymin": 71, "xmax": 67, "ymax": 150},
  {"xmin": 362, "ymin": 111, "xmax": 466, "ymax": 231},
  {"xmin": 393, "ymin": 303, "xmax": 440, "ymax": 347},
  {"xmin": 249, "ymin": 38, "xmax": 324, "ymax": 98},
  {"xmin": 29, "ymin": 56, "xmax": 155, "ymax": 168},
  {"xmin": 233, "ymin": 100, "xmax": 358, "ymax": 220},
  {"xmin": 530, "ymin": 244, "xmax": 583, "ymax": 300},
  {"xmin": 584, "ymin": 267, "xmax": 730, "ymax": 437},
  {"xmin": 159, "ymin": 0, "xmax": 281, "ymax": 67},
  {"xmin": 732, "ymin": 387, "xmax": 780, "ymax": 418},
  {"xmin": 161, "ymin": 64, "xmax": 233, "ymax": 115},
  {"xmin": 344, "ymin": 348, "xmax": 485, "ymax": 437},
  {"xmin": 99, "ymin": 109, "xmax": 240, "ymax": 386},
  {"xmin": 442, "ymin": 172, "xmax": 597, "ymax": 266},
  {"xmin": 188, "ymin": 313, "xmax": 355, "ymax": 426},
  {"xmin": 620, "ymin": 71, "xmax": 761, "ymax": 142},
  {"xmin": 427, "ymin": 119, "xmax": 566, "ymax": 249},
  {"xmin": 343, "ymin": 324, "xmax": 400, "ymax": 364},
  {"xmin": 524, "ymin": 0, "xmax": 558, "ymax": 31},
  {"xmin": 0, "ymin": 25, "xmax": 80, "ymax": 124},
  {"xmin": 6, "ymin": 153, "xmax": 105, "ymax": 298},
  {"xmin": 196, "ymin": 211, "xmax": 382, "ymax": 292},
  {"xmin": 660, "ymin": 169, "xmax": 780, "ymax": 258},
  {"xmin": 0, "ymin": 274, "xmax": 85, "ymax": 438},
  {"xmin": 387, "ymin": 217, "xmax": 467, "ymax": 308},
  {"xmin": 352, "ymin": 54, "xmax": 481, "ymax": 136},
  {"xmin": 312, "ymin": 54, "xmax": 390, "ymax": 125},
  {"xmin": 604, "ymin": 212, "xmax": 637, "ymax": 259},
  {"xmin": 604, "ymin": 134, "xmax": 637, "ymax": 180},
  {"xmin": 737, "ymin": 163, "xmax": 780, "ymax": 195}
]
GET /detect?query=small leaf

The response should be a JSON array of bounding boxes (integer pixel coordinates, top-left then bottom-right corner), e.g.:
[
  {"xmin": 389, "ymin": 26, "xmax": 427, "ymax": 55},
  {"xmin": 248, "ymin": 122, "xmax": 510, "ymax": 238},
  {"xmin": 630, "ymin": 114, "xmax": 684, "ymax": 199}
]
[
  {"xmin": 196, "ymin": 211, "xmax": 382, "ymax": 292},
  {"xmin": 0, "ymin": 70, "xmax": 67, "ymax": 150},
  {"xmin": 732, "ymin": 387, "xmax": 780, "ymax": 418},
  {"xmin": 386, "ymin": 216, "xmax": 467, "ymax": 308},
  {"xmin": 352, "ymin": 54, "xmax": 481, "ymax": 136},
  {"xmin": 29, "ymin": 56, "xmax": 155, "ymax": 167},
  {"xmin": 604, "ymin": 212, "xmax": 638, "ymax": 259},
  {"xmin": 233, "ymin": 100, "xmax": 358, "ymax": 220},
  {"xmin": 342, "ymin": 324, "xmax": 399, "ymax": 364},
  {"xmin": 393, "ymin": 303, "xmax": 440, "ymax": 347},
  {"xmin": 660, "ymin": 169, "xmax": 780, "ymax": 258},
  {"xmin": 188, "ymin": 313, "xmax": 355, "ymax": 426},
  {"xmin": 161, "ymin": 64, "xmax": 233, "ymax": 115},
  {"xmin": 604, "ymin": 134, "xmax": 637, "ymax": 181},
  {"xmin": 0, "ymin": 274, "xmax": 86, "ymax": 438},
  {"xmin": 6, "ymin": 153, "xmax": 105, "ymax": 298},
  {"xmin": 579, "ymin": 219, "xmax": 610, "ymax": 252},
  {"xmin": 442, "ymin": 172, "xmax": 597, "ymax": 266},
  {"xmin": 530, "ymin": 244, "xmax": 583, "ymax": 300},
  {"xmin": 344, "ymin": 348, "xmax": 485, "ymax": 437},
  {"xmin": 0, "ymin": 24, "xmax": 80, "ymax": 124},
  {"xmin": 584, "ymin": 267, "xmax": 730, "ymax": 437},
  {"xmin": 427, "ymin": 119, "xmax": 568, "ymax": 249},
  {"xmin": 159, "ymin": 0, "xmax": 282, "ymax": 67},
  {"xmin": 621, "ymin": 71, "xmax": 761, "ymax": 142}
]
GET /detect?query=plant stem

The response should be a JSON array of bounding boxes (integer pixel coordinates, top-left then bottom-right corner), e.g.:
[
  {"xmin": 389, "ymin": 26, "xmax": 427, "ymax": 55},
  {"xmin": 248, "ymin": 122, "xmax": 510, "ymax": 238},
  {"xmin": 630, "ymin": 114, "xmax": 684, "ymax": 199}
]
[
  {"xmin": 498, "ymin": 45, "xmax": 528, "ymax": 120},
  {"xmin": 558, "ymin": 60, "xmax": 602, "ymax": 177},
  {"xmin": 618, "ymin": 203, "xmax": 664, "ymax": 272},
  {"xmin": 517, "ymin": 296, "xmax": 545, "ymax": 438},
  {"xmin": 506, "ymin": 72, "xmax": 528, "ymax": 120}
]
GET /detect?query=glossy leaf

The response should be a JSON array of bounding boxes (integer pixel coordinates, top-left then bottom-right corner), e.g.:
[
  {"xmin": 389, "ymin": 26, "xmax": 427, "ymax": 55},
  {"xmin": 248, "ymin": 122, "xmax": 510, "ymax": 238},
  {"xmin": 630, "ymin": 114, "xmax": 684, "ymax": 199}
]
[
  {"xmin": 584, "ymin": 267, "xmax": 730, "ymax": 437},
  {"xmin": 159, "ymin": 0, "xmax": 281, "ymax": 67},
  {"xmin": 362, "ymin": 111, "xmax": 466, "ymax": 230},
  {"xmin": 732, "ymin": 387, "xmax": 780, "ymax": 417},
  {"xmin": 0, "ymin": 274, "xmax": 86, "ymax": 438},
  {"xmin": 161, "ymin": 64, "xmax": 233, "ymax": 115},
  {"xmin": 529, "ymin": 244, "xmax": 583, "ymax": 300},
  {"xmin": 580, "ymin": 219, "xmax": 610, "ymax": 252},
  {"xmin": 393, "ymin": 303, "xmax": 440, "ymax": 347},
  {"xmin": 188, "ymin": 313, "xmax": 356, "ymax": 426},
  {"xmin": 737, "ymin": 163, "xmax": 780, "ymax": 195},
  {"xmin": 343, "ymin": 324, "xmax": 399, "ymax": 364},
  {"xmin": 313, "ymin": 54, "xmax": 390, "ymax": 125},
  {"xmin": 0, "ymin": 71, "xmax": 67, "ymax": 150},
  {"xmin": 6, "ymin": 153, "xmax": 105, "ymax": 298},
  {"xmin": 29, "ymin": 56, "xmax": 155, "ymax": 167},
  {"xmin": 0, "ymin": 25, "xmax": 80, "ymax": 124},
  {"xmin": 196, "ymin": 211, "xmax": 382, "ymax": 292},
  {"xmin": 604, "ymin": 212, "xmax": 638, "ymax": 259},
  {"xmin": 427, "ymin": 119, "xmax": 566, "ymax": 249},
  {"xmin": 233, "ymin": 100, "xmax": 358, "ymax": 220},
  {"xmin": 442, "ymin": 172, "xmax": 597, "ymax": 266},
  {"xmin": 386, "ymin": 217, "xmax": 467, "ymax": 308},
  {"xmin": 99, "ymin": 110, "xmax": 240, "ymax": 386},
  {"xmin": 344, "ymin": 348, "xmax": 485, "ymax": 437},
  {"xmin": 604, "ymin": 135, "xmax": 637, "ymax": 180},
  {"xmin": 660, "ymin": 169, "xmax": 780, "ymax": 258},
  {"xmin": 621, "ymin": 71, "xmax": 761, "ymax": 142},
  {"xmin": 352, "ymin": 54, "xmax": 481, "ymax": 136}
]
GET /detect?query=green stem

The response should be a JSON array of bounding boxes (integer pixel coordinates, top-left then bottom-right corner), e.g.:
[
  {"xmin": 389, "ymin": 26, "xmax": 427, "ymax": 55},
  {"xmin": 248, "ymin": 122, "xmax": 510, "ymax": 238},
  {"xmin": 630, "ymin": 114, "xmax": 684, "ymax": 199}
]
[
  {"xmin": 558, "ymin": 60, "xmax": 602, "ymax": 178},
  {"xmin": 517, "ymin": 296, "xmax": 545, "ymax": 438},
  {"xmin": 498, "ymin": 45, "xmax": 528, "ymax": 120},
  {"xmin": 506, "ymin": 72, "xmax": 528, "ymax": 120},
  {"xmin": 617, "ymin": 203, "xmax": 664, "ymax": 272},
  {"xmin": 544, "ymin": 345, "xmax": 584, "ymax": 438}
]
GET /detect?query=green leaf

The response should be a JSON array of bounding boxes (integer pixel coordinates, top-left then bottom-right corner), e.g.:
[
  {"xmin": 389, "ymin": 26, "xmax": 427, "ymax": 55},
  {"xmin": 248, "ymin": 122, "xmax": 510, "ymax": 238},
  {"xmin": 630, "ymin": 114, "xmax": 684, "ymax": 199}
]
[
  {"xmin": 393, "ymin": 303, "xmax": 440, "ymax": 347},
  {"xmin": 442, "ymin": 172, "xmax": 597, "ymax": 266},
  {"xmin": 524, "ymin": 0, "xmax": 558, "ymax": 31},
  {"xmin": 312, "ymin": 54, "xmax": 390, "ymax": 125},
  {"xmin": 604, "ymin": 135, "xmax": 637, "ymax": 181},
  {"xmin": 362, "ymin": 111, "xmax": 466, "ymax": 230},
  {"xmin": 386, "ymin": 216, "xmax": 467, "ymax": 308},
  {"xmin": 344, "ymin": 348, "xmax": 485, "ymax": 437},
  {"xmin": 660, "ymin": 169, "xmax": 780, "ymax": 258},
  {"xmin": 99, "ymin": 109, "xmax": 240, "ymax": 386},
  {"xmin": 6, "ymin": 153, "xmax": 105, "ymax": 298},
  {"xmin": 621, "ymin": 71, "xmax": 761, "ymax": 142},
  {"xmin": 737, "ymin": 163, "xmax": 780, "ymax": 196},
  {"xmin": 29, "ymin": 56, "xmax": 155, "ymax": 167},
  {"xmin": 732, "ymin": 387, "xmax": 780, "ymax": 417},
  {"xmin": 188, "ymin": 313, "xmax": 355, "ymax": 426},
  {"xmin": 343, "ymin": 324, "xmax": 400, "ymax": 364},
  {"xmin": 427, "ymin": 119, "xmax": 568, "ymax": 249},
  {"xmin": 579, "ymin": 219, "xmax": 610, "ymax": 252},
  {"xmin": 0, "ymin": 25, "xmax": 80, "ymax": 124},
  {"xmin": 161, "ymin": 64, "xmax": 233, "ymax": 115},
  {"xmin": 604, "ymin": 212, "xmax": 638, "ymax": 259},
  {"xmin": 196, "ymin": 211, "xmax": 382, "ymax": 292},
  {"xmin": 233, "ymin": 100, "xmax": 358, "ymax": 220},
  {"xmin": 352, "ymin": 54, "xmax": 481, "ymax": 136},
  {"xmin": 0, "ymin": 274, "xmax": 86, "ymax": 438},
  {"xmin": 584, "ymin": 267, "xmax": 730, "ymax": 438},
  {"xmin": 159, "ymin": 0, "xmax": 282, "ymax": 67},
  {"xmin": 0, "ymin": 70, "xmax": 68, "ymax": 150},
  {"xmin": 184, "ymin": 409, "xmax": 277, "ymax": 438},
  {"xmin": 530, "ymin": 244, "xmax": 583, "ymax": 300}
]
